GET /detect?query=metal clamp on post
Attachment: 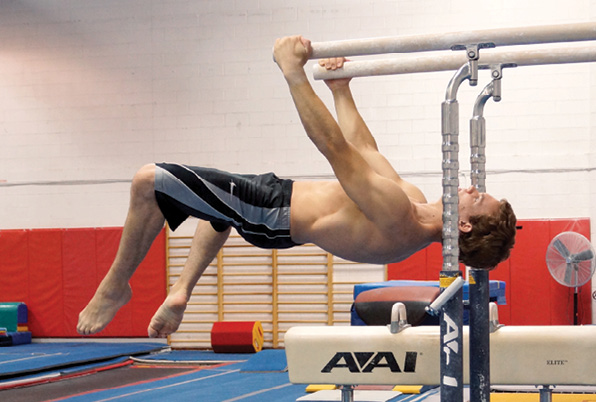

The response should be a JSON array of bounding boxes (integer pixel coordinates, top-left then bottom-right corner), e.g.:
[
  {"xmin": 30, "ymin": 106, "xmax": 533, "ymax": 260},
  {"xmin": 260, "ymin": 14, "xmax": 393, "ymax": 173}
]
[
  {"xmin": 451, "ymin": 43, "xmax": 495, "ymax": 85},
  {"xmin": 478, "ymin": 63, "xmax": 517, "ymax": 100},
  {"xmin": 425, "ymin": 276, "xmax": 465, "ymax": 316}
]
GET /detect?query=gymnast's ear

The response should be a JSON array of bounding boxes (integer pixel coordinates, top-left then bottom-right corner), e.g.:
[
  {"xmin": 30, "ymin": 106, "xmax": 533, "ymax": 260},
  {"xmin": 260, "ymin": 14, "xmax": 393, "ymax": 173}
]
[{"xmin": 459, "ymin": 220, "xmax": 472, "ymax": 233}]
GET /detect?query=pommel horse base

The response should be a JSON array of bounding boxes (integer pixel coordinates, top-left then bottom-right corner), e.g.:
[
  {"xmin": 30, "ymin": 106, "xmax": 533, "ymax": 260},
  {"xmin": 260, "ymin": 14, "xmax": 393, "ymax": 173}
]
[{"xmin": 285, "ymin": 324, "xmax": 596, "ymax": 391}]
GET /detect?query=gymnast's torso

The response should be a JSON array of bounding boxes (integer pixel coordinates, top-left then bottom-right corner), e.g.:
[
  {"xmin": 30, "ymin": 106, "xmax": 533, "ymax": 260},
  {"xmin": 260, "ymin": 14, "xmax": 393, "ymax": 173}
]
[{"xmin": 289, "ymin": 180, "xmax": 438, "ymax": 264}]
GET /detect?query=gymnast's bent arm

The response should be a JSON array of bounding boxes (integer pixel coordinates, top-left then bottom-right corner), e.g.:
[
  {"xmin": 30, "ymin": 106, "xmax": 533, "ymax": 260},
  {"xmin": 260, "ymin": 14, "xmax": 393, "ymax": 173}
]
[
  {"xmin": 321, "ymin": 58, "xmax": 428, "ymax": 203},
  {"xmin": 320, "ymin": 58, "xmax": 378, "ymax": 151},
  {"xmin": 273, "ymin": 36, "xmax": 412, "ymax": 225}
]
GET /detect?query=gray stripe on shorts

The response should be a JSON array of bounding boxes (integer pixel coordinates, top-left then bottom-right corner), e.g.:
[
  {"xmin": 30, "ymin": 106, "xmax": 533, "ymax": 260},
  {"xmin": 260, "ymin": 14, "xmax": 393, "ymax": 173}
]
[
  {"xmin": 156, "ymin": 164, "xmax": 291, "ymax": 232},
  {"xmin": 155, "ymin": 166, "xmax": 232, "ymax": 223},
  {"xmin": 177, "ymin": 164, "xmax": 290, "ymax": 232}
]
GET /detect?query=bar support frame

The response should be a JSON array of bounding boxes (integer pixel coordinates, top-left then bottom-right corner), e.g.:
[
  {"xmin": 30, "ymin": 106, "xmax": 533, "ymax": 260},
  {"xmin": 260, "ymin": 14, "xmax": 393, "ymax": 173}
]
[{"xmin": 440, "ymin": 62, "xmax": 474, "ymax": 402}]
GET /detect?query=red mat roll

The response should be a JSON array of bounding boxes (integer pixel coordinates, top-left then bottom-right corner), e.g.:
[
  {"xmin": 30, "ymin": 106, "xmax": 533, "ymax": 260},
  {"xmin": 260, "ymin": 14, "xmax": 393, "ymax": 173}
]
[{"xmin": 211, "ymin": 321, "xmax": 264, "ymax": 353}]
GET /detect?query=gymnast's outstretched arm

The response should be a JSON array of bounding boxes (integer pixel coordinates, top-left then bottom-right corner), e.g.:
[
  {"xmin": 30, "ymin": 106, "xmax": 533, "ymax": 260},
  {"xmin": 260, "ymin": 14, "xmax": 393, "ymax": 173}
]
[
  {"xmin": 273, "ymin": 36, "xmax": 412, "ymax": 225},
  {"xmin": 147, "ymin": 221, "xmax": 231, "ymax": 338}
]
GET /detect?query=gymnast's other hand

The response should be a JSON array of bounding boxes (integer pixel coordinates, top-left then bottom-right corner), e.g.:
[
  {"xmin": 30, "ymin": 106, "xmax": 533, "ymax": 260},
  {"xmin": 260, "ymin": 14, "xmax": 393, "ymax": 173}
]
[{"xmin": 319, "ymin": 57, "xmax": 352, "ymax": 90}]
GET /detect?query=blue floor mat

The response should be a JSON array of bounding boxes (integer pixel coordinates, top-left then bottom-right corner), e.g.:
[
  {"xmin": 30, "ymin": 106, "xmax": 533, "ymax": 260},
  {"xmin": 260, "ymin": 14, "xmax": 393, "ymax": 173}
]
[
  {"xmin": 240, "ymin": 349, "xmax": 287, "ymax": 372},
  {"xmin": 0, "ymin": 342, "xmax": 165, "ymax": 378}
]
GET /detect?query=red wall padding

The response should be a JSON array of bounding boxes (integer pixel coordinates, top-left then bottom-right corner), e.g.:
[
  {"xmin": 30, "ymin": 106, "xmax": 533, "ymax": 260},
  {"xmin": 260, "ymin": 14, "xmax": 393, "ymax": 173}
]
[
  {"xmin": 388, "ymin": 218, "xmax": 592, "ymax": 326},
  {"xmin": 0, "ymin": 227, "xmax": 166, "ymax": 337}
]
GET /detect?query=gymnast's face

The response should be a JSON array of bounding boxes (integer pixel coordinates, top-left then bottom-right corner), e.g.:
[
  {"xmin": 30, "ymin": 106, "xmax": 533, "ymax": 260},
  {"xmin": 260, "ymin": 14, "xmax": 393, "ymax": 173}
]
[{"xmin": 458, "ymin": 186, "xmax": 500, "ymax": 229}]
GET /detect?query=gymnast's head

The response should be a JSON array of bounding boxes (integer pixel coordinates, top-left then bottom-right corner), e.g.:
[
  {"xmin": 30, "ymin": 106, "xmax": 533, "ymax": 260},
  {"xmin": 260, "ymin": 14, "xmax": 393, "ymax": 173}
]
[{"xmin": 456, "ymin": 186, "xmax": 517, "ymax": 269}]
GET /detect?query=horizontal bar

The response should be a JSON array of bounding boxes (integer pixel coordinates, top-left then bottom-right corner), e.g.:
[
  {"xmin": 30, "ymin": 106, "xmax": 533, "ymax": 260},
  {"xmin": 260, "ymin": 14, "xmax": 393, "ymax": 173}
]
[
  {"xmin": 218, "ymin": 291, "xmax": 272, "ymax": 296},
  {"xmin": 277, "ymin": 319, "xmax": 329, "ymax": 323},
  {"xmin": 220, "ymin": 253, "xmax": 272, "ymax": 258},
  {"xmin": 277, "ymin": 262, "xmax": 328, "ymax": 266},
  {"xmin": 221, "ymin": 281, "xmax": 272, "ymax": 285},
  {"xmin": 313, "ymin": 44, "xmax": 596, "ymax": 79},
  {"xmin": 278, "ymin": 291, "xmax": 328, "ymax": 295},
  {"xmin": 309, "ymin": 22, "xmax": 596, "ymax": 58},
  {"xmin": 275, "ymin": 252, "xmax": 328, "ymax": 257}
]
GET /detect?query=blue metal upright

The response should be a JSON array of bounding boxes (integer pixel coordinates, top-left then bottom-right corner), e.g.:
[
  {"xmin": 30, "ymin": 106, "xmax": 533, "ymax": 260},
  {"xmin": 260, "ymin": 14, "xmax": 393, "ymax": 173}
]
[{"xmin": 468, "ymin": 65, "xmax": 511, "ymax": 402}]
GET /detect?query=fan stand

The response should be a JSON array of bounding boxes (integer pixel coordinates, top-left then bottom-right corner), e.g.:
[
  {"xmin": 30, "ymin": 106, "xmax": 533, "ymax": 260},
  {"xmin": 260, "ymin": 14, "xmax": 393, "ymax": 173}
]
[
  {"xmin": 573, "ymin": 288, "xmax": 579, "ymax": 325},
  {"xmin": 570, "ymin": 260, "xmax": 582, "ymax": 325},
  {"xmin": 546, "ymin": 232, "xmax": 596, "ymax": 326}
]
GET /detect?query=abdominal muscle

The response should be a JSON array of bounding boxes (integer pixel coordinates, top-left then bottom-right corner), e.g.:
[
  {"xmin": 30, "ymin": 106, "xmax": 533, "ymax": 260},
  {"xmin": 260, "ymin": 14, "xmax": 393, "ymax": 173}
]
[{"xmin": 289, "ymin": 181, "xmax": 422, "ymax": 264}]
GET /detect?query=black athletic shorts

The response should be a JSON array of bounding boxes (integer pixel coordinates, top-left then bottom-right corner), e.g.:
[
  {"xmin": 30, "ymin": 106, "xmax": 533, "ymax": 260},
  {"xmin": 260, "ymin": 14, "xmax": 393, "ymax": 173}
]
[{"xmin": 154, "ymin": 162, "xmax": 301, "ymax": 249}]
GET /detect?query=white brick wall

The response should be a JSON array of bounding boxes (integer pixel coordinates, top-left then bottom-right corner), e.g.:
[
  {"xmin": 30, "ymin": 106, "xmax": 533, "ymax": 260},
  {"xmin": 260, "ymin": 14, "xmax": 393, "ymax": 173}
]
[
  {"xmin": 0, "ymin": 0, "xmax": 592, "ymax": 218},
  {"xmin": 1, "ymin": 2, "xmax": 595, "ymax": 316}
]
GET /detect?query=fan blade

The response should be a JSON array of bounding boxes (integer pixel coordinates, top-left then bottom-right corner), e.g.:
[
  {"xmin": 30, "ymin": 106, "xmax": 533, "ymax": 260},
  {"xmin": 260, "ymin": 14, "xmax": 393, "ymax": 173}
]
[
  {"xmin": 553, "ymin": 239, "xmax": 571, "ymax": 259},
  {"xmin": 570, "ymin": 248, "xmax": 594, "ymax": 263},
  {"xmin": 564, "ymin": 263, "xmax": 575, "ymax": 285}
]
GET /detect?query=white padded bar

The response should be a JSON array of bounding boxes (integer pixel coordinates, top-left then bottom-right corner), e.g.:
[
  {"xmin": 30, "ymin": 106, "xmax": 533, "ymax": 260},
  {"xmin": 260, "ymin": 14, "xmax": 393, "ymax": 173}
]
[
  {"xmin": 309, "ymin": 22, "xmax": 596, "ymax": 59},
  {"xmin": 285, "ymin": 325, "xmax": 596, "ymax": 386},
  {"xmin": 312, "ymin": 45, "xmax": 596, "ymax": 80}
]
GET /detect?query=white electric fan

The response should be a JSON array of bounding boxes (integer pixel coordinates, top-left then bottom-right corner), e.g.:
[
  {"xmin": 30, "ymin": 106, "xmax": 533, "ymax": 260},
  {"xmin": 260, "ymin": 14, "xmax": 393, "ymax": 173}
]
[{"xmin": 545, "ymin": 231, "xmax": 596, "ymax": 325}]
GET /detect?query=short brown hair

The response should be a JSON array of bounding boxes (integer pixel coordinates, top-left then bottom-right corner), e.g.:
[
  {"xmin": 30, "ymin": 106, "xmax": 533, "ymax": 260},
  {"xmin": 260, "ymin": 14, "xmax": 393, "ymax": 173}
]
[{"xmin": 458, "ymin": 199, "xmax": 517, "ymax": 269}]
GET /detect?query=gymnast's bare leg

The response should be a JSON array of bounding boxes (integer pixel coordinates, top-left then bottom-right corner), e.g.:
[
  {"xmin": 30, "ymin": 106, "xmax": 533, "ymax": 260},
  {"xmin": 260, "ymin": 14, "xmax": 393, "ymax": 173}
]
[
  {"xmin": 147, "ymin": 221, "xmax": 231, "ymax": 338},
  {"xmin": 77, "ymin": 164, "xmax": 166, "ymax": 335}
]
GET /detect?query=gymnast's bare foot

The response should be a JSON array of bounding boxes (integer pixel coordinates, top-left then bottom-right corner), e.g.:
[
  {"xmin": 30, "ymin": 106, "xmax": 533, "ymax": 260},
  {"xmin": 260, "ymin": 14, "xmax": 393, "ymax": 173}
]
[
  {"xmin": 77, "ymin": 281, "xmax": 132, "ymax": 335},
  {"xmin": 147, "ymin": 291, "xmax": 187, "ymax": 338}
]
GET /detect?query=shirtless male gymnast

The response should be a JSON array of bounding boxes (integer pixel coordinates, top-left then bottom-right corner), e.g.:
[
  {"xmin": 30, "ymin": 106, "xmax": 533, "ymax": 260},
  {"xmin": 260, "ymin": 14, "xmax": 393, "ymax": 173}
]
[{"xmin": 77, "ymin": 36, "xmax": 516, "ymax": 338}]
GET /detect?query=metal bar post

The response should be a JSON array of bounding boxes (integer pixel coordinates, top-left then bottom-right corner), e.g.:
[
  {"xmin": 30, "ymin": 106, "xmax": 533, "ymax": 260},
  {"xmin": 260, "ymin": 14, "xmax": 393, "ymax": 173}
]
[
  {"xmin": 468, "ymin": 74, "xmax": 495, "ymax": 402},
  {"xmin": 539, "ymin": 386, "xmax": 554, "ymax": 402},
  {"xmin": 340, "ymin": 385, "xmax": 354, "ymax": 402},
  {"xmin": 469, "ymin": 268, "xmax": 490, "ymax": 402},
  {"xmin": 440, "ymin": 62, "xmax": 472, "ymax": 402},
  {"xmin": 468, "ymin": 64, "xmax": 511, "ymax": 402}
]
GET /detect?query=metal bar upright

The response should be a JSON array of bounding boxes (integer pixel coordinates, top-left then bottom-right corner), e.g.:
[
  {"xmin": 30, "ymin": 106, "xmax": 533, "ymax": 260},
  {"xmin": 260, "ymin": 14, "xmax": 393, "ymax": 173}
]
[
  {"xmin": 340, "ymin": 385, "xmax": 354, "ymax": 402},
  {"xmin": 440, "ymin": 62, "xmax": 472, "ymax": 402},
  {"xmin": 468, "ymin": 65, "xmax": 509, "ymax": 402},
  {"xmin": 468, "ymin": 79, "xmax": 492, "ymax": 402}
]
